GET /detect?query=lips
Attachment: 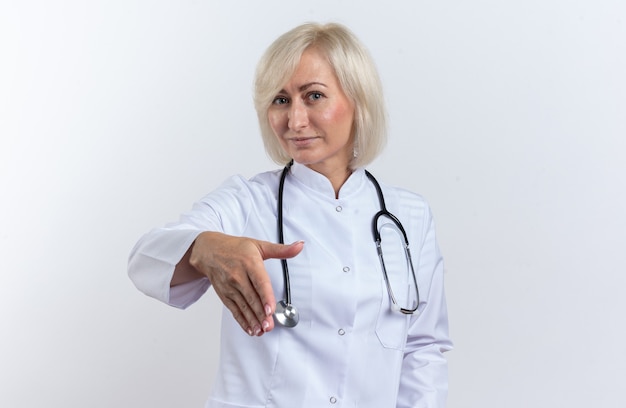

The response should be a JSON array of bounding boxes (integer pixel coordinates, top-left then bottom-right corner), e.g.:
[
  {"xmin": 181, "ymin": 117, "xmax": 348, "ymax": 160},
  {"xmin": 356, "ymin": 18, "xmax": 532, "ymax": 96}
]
[
  {"xmin": 288, "ymin": 136, "xmax": 319, "ymax": 147},
  {"xmin": 289, "ymin": 136, "xmax": 318, "ymax": 141}
]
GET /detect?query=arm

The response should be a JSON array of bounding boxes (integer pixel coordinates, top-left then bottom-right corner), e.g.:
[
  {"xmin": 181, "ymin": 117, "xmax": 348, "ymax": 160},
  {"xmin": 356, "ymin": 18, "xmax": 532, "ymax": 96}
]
[
  {"xmin": 129, "ymin": 227, "xmax": 304, "ymax": 336},
  {"xmin": 128, "ymin": 227, "xmax": 206, "ymax": 308},
  {"xmin": 170, "ymin": 242, "xmax": 204, "ymax": 287},
  {"xmin": 396, "ymin": 213, "xmax": 453, "ymax": 408},
  {"xmin": 127, "ymin": 176, "xmax": 304, "ymax": 336}
]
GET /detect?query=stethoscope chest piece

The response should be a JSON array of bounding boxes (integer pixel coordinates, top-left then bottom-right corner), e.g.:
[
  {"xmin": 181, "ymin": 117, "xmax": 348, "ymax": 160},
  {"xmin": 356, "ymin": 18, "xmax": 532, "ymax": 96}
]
[{"xmin": 274, "ymin": 300, "xmax": 299, "ymax": 327}]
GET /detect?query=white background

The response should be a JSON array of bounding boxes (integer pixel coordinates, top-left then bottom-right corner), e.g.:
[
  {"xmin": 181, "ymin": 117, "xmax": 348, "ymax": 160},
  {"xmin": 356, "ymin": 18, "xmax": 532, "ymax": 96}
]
[{"xmin": 1, "ymin": 1, "xmax": 625, "ymax": 407}]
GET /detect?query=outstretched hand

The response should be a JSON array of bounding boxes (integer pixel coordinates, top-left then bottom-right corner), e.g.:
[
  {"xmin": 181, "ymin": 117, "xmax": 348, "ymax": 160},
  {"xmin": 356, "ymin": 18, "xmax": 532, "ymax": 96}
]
[{"xmin": 188, "ymin": 231, "xmax": 304, "ymax": 336}]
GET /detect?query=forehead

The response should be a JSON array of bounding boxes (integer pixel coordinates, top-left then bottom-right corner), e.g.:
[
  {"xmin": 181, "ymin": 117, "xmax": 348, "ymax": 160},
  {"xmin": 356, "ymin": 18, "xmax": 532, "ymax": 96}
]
[{"xmin": 284, "ymin": 47, "xmax": 339, "ymax": 87}]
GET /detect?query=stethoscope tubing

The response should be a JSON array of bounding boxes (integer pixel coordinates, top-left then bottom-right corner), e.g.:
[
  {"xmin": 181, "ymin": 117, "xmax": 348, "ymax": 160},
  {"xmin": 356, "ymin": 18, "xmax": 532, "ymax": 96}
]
[
  {"xmin": 366, "ymin": 170, "xmax": 420, "ymax": 315},
  {"xmin": 277, "ymin": 160, "xmax": 293, "ymax": 305},
  {"xmin": 275, "ymin": 161, "xmax": 420, "ymax": 326}
]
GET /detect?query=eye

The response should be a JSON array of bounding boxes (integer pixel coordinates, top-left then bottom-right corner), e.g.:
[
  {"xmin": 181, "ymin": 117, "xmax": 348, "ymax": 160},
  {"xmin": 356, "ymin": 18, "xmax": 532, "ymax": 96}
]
[
  {"xmin": 307, "ymin": 91, "xmax": 324, "ymax": 102},
  {"xmin": 272, "ymin": 96, "xmax": 289, "ymax": 105}
]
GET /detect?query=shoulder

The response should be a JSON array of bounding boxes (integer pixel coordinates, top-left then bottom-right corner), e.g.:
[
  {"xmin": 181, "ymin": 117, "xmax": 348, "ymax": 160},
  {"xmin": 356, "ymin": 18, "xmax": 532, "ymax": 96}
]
[
  {"xmin": 205, "ymin": 168, "xmax": 282, "ymax": 203},
  {"xmin": 248, "ymin": 168, "xmax": 283, "ymax": 191},
  {"xmin": 371, "ymin": 177, "xmax": 436, "ymax": 233},
  {"xmin": 189, "ymin": 169, "xmax": 282, "ymax": 222},
  {"xmin": 376, "ymin": 179, "xmax": 430, "ymax": 212},
  {"xmin": 185, "ymin": 169, "xmax": 282, "ymax": 234}
]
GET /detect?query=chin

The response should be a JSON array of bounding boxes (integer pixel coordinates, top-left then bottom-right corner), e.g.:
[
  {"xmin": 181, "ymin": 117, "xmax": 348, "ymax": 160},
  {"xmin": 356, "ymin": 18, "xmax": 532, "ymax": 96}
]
[{"xmin": 290, "ymin": 153, "xmax": 319, "ymax": 166}]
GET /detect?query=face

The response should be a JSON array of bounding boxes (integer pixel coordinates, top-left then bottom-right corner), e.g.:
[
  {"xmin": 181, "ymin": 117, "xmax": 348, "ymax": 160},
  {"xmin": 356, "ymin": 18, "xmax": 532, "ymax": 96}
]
[{"xmin": 267, "ymin": 47, "xmax": 355, "ymax": 177}]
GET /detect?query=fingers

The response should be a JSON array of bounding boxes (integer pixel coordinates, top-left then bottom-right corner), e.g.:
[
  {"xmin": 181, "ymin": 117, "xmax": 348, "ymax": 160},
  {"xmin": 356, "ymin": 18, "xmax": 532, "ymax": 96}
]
[
  {"xmin": 189, "ymin": 233, "xmax": 304, "ymax": 337},
  {"xmin": 216, "ymin": 282, "xmax": 268, "ymax": 336},
  {"xmin": 258, "ymin": 240, "xmax": 305, "ymax": 261},
  {"xmin": 252, "ymin": 240, "xmax": 305, "ymax": 329},
  {"xmin": 210, "ymin": 263, "xmax": 270, "ymax": 336},
  {"xmin": 233, "ymin": 254, "xmax": 275, "ymax": 335}
]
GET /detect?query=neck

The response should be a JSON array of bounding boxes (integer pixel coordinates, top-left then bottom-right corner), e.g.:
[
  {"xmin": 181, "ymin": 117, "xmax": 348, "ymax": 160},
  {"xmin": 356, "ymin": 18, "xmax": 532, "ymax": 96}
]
[
  {"xmin": 329, "ymin": 168, "xmax": 352, "ymax": 199},
  {"xmin": 306, "ymin": 164, "xmax": 352, "ymax": 199}
]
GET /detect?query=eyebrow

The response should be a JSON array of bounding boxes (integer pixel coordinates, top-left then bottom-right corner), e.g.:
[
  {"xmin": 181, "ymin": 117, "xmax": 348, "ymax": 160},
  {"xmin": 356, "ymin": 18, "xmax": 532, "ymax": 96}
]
[
  {"xmin": 278, "ymin": 82, "xmax": 328, "ymax": 94},
  {"xmin": 299, "ymin": 82, "xmax": 327, "ymax": 91}
]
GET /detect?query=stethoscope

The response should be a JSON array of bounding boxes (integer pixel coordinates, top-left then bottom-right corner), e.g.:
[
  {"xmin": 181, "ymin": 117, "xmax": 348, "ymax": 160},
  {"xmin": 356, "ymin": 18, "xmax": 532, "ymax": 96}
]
[{"xmin": 274, "ymin": 161, "xmax": 420, "ymax": 328}]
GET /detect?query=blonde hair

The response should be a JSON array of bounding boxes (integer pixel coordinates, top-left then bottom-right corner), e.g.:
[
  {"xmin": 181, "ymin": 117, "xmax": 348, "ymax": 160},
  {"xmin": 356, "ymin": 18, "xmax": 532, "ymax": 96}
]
[{"xmin": 254, "ymin": 22, "xmax": 387, "ymax": 168}]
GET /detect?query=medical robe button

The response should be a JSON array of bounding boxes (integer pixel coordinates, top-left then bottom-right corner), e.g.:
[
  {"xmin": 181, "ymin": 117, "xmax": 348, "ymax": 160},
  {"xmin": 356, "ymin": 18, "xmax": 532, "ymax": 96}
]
[
  {"xmin": 330, "ymin": 396, "xmax": 337, "ymax": 404},
  {"xmin": 342, "ymin": 266, "xmax": 350, "ymax": 273},
  {"xmin": 335, "ymin": 205, "xmax": 342, "ymax": 212},
  {"xmin": 338, "ymin": 328, "xmax": 345, "ymax": 336}
]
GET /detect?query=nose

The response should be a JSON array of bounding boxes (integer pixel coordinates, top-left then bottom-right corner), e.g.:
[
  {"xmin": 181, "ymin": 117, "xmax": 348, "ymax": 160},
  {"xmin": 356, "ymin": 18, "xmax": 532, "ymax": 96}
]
[{"xmin": 288, "ymin": 101, "xmax": 309, "ymax": 131}]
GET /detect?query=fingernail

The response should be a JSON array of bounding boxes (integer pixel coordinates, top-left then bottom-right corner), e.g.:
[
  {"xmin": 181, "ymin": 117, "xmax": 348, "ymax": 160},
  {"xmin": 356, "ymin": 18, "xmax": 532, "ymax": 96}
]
[
  {"xmin": 247, "ymin": 328, "xmax": 253, "ymax": 336},
  {"xmin": 265, "ymin": 304, "xmax": 272, "ymax": 316},
  {"xmin": 291, "ymin": 240, "xmax": 305, "ymax": 246},
  {"xmin": 262, "ymin": 320, "xmax": 270, "ymax": 332},
  {"xmin": 254, "ymin": 326, "xmax": 261, "ymax": 336}
]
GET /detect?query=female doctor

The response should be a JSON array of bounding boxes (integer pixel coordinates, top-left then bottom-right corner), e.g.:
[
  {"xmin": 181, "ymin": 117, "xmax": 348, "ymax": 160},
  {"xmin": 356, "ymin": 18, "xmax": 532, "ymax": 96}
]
[{"xmin": 128, "ymin": 22, "xmax": 452, "ymax": 408}]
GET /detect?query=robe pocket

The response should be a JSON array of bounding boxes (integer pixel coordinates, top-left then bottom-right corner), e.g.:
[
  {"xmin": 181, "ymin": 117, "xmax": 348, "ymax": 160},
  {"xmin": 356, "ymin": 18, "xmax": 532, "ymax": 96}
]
[
  {"xmin": 375, "ymin": 294, "xmax": 411, "ymax": 350},
  {"xmin": 372, "ymin": 221, "xmax": 413, "ymax": 350}
]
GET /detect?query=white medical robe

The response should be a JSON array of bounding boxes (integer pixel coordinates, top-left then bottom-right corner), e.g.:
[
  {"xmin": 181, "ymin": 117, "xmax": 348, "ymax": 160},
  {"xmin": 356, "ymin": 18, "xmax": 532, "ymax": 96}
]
[{"xmin": 128, "ymin": 162, "xmax": 452, "ymax": 407}]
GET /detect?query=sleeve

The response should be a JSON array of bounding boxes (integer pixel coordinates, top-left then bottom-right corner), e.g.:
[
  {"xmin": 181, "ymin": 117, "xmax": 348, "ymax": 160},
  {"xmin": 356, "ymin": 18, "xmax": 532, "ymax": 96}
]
[
  {"xmin": 396, "ymin": 208, "xmax": 453, "ymax": 408},
  {"xmin": 128, "ymin": 227, "xmax": 210, "ymax": 309},
  {"xmin": 127, "ymin": 176, "xmax": 255, "ymax": 309}
]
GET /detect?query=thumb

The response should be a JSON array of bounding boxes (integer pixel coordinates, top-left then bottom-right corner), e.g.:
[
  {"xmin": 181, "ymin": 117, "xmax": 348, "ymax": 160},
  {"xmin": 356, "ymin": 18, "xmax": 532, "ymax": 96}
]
[{"xmin": 257, "ymin": 240, "xmax": 304, "ymax": 260}]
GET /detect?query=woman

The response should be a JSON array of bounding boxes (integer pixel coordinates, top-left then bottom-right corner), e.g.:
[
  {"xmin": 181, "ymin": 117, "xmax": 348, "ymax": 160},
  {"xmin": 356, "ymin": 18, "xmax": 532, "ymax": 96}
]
[{"xmin": 129, "ymin": 22, "xmax": 452, "ymax": 407}]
